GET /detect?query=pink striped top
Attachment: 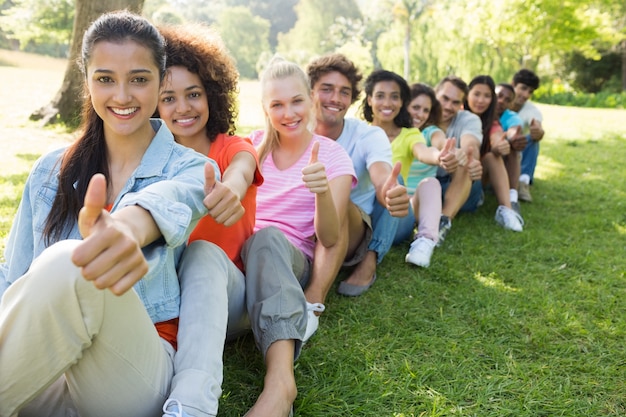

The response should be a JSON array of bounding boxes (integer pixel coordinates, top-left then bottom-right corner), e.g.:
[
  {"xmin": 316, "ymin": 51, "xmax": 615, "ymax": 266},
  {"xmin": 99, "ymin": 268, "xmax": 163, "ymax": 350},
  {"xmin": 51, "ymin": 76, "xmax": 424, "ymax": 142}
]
[{"xmin": 251, "ymin": 131, "xmax": 356, "ymax": 259}]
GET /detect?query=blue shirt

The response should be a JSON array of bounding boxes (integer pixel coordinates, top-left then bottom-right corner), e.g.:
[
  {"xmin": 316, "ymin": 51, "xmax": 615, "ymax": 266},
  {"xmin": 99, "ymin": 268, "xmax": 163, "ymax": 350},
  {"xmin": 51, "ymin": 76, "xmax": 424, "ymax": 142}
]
[
  {"xmin": 0, "ymin": 119, "xmax": 215, "ymax": 323},
  {"xmin": 499, "ymin": 109, "xmax": 523, "ymax": 131}
]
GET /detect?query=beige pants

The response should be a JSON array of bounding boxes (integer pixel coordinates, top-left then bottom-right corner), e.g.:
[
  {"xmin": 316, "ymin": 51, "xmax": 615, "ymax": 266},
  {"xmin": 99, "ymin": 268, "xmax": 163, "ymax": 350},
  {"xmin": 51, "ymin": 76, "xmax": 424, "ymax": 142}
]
[{"xmin": 0, "ymin": 240, "xmax": 174, "ymax": 417}]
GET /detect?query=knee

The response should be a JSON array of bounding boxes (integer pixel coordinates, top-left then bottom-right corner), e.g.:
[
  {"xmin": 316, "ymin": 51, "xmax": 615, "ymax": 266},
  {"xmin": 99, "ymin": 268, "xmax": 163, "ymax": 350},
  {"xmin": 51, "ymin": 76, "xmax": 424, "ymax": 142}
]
[
  {"xmin": 242, "ymin": 227, "xmax": 284, "ymax": 260},
  {"xmin": 178, "ymin": 240, "xmax": 231, "ymax": 281}
]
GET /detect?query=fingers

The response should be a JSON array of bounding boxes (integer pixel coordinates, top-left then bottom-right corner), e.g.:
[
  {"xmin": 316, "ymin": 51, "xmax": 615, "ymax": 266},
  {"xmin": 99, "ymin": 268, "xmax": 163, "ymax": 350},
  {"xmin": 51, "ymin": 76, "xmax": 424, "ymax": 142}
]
[
  {"xmin": 78, "ymin": 173, "xmax": 107, "ymax": 238},
  {"xmin": 467, "ymin": 146, "xmax": 474, "ymax": 164},
  {"xmin": 383, "ymin": 162, "xmax": 402, "ymax": 191},
  {"xmin": 442, "ymin": 137, "xmax": 456, "ymax": 154},
  {"xmin": 308, "ymin": 140, "xmax": 319, "ymax": 165},
  {"xmin": 204, "ymin": 162, "xmax": 217, "ymax": 195}
]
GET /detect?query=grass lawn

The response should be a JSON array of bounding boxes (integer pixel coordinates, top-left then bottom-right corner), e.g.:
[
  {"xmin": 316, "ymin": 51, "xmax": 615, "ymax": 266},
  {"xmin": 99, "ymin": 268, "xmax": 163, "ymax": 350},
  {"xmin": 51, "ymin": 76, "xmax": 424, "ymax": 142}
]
[{"xmin": 1, "ymin": 49, "xmax": 626, "ymax": 416}]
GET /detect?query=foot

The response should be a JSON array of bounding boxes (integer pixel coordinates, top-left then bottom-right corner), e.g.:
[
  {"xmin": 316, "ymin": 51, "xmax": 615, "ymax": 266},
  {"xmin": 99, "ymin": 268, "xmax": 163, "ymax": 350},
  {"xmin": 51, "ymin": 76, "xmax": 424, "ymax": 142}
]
[
  {"xmin": 244, "ymin": 373, "xmax": 296, "ymax": 417},
  {"xmin": 511, "ymin": 201, "xmax": 521, "ymax": 215},
  {"xmin": 495, "ymin": 205, "xmax": 524, "ymax": 232},
  {"xmin": 518, "ymin": 182, "xmax": 532, "ymax": 202},
  {"xmin": 436, "ymin": 215, "xmax": 452, "ymax": 247},
  {"xmin": 162, "ymin": 399, "xmax": 192, "ymax": 417},
  {"xmin": 405, "ymin": 237, "xmax": 436, "ymax": 268},
  {"xmin": 303, "ymin": 302, "xmax": 325, "ymax": 342},
  {"xmin": 336, "ymin": 251, "xmax": 377, "ymax": 296}
]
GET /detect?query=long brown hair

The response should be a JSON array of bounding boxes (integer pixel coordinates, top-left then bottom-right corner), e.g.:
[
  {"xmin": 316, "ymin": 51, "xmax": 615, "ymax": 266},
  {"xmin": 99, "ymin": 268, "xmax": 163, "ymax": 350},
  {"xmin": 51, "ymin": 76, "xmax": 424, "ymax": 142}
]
[{"xmin": 43, "ymin": 10, "xmax": 166, "ymax": 244}]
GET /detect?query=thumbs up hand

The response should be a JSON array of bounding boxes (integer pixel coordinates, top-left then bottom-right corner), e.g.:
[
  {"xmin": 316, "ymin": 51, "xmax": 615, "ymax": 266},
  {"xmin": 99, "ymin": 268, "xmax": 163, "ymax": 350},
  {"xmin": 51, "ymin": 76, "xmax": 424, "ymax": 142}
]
[
  {"xmin": 381, "ymin": 162, "xmax": 410, "ymax": 217},
  {"xmin": 439, "ymin": 137, "xmax": 460, "ymax": 173},
  {"xmin": 302, "ymin": 141, "xmax": 329, "ymax": 194},
  {"xmin": 466, "ymin": 147, "xmax": 482, "ymax": 181},
  {"xmin": 508, "ymin": 125, "xmax": 527, "ymax": 151},
  {"xmin": 529, "ymin": 118, "xmax": 543, "ymax": 141},
  {"xmin": 493, "ymin": 131, "xmax": 511, "ymax": 156},
  {"xmin": 203, "ymin": 161, "xmax": 244, "ymax": 226},
  {"xmin": 72, "ymin": 173, "xmax": 148, "ymax": 295}
]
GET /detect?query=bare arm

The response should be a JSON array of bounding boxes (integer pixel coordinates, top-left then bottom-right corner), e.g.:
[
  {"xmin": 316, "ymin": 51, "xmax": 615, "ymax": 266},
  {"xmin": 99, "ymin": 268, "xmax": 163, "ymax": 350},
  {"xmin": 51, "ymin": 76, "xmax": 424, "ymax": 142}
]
[{"xmin": 204, "ymin": 152, "xmax": 257, "ymax": 226}]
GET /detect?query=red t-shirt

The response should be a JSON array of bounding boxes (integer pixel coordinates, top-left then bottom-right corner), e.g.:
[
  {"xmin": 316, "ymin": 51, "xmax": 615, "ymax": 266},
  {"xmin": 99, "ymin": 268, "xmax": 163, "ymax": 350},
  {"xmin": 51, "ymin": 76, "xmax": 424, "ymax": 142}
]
[{"xmin": 188, "ymin": 133, "xmax": 263, "ymax": 271}]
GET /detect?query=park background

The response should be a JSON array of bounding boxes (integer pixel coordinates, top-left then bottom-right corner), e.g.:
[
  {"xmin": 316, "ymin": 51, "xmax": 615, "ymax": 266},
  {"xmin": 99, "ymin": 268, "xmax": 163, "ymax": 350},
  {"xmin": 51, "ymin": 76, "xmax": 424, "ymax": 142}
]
[{"xmin": 1, "ymin": 0, "xmax": 626, "ymax": 416}]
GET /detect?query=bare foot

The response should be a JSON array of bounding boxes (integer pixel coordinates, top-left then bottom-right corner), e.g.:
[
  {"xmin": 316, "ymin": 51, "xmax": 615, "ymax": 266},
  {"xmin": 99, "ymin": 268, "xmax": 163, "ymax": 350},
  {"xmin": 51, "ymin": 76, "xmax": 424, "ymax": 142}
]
[
  {"xmin": 341, "ymin": 250, "xmax": 377, "ymax": 287},
  {"xmin": 244, "ymin": 374, "xmax": 296, "ymax": 417}
]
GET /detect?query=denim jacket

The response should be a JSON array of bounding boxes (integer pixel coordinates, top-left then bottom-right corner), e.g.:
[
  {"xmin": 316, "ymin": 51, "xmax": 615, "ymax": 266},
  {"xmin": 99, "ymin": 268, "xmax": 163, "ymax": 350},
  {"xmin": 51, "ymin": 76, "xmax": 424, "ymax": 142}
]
[{"xmin": 0, "ymin": 119, "xmax": 215, "ymax": 323}]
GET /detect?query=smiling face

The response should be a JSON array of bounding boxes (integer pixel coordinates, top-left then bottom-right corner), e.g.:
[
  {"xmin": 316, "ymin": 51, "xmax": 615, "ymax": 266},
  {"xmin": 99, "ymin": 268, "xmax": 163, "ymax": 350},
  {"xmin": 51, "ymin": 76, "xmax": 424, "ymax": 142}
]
[
  {"xmin": 367, "ymin": 80, "xmax": 403, "ymax": 124},
  {"xmin": 311, "ymin": 71, "xmax": 353, "ymax": 129},
  {"xmin": 495, "ymin": 85, "xmax": 515, "ymax": 117},
  {"xmin": 158, "ymin": 65, "xmax": 209, "ymax": 145},
  {"xmin": 407, "ymin": 94, "xmax": 432, "ymax": 129},
  {"xmin": 263, "ymin": 74, "xmax": 312, "ymax": 141},
  {"xmin": 86, "ymin": 40, "xmax": 160, "ymax": 141},
  {"xmin": 436, "ymin": 81, "xmax": 464, "ymax": 124},
  {"xmin": 513, "ymin": 82, "xmax": 534, "ymax": 109},
  {"xmin": 467, "ymin": 83, "xmax": 493, "ymax": 116}
]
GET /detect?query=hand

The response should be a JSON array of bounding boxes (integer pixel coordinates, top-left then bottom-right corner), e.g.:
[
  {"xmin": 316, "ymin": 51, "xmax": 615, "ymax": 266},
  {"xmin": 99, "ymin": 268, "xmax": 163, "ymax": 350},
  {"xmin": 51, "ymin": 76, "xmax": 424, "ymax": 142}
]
[
  {"xmin": 203, "ymin": 162, "xmax": 245, "ymax": 226},
  {"xmin": 72, "ymin": 174, "xmax": 149, "ymax": 295},
  {"xmin": 382, "ymin": 162, "xmax": 410, "ymax": 217},
  {"xmin": 493, "ymin": 131, "xmax": 511, "ymax": 156},
  {"xmin": 438, "ymin": 138, "xmax": 459, "ymax": 173},
  {"xmin": 508, "ymin": 126, "xmax": 527, "ymax": 151},
  {"xmin": 466, "ymin": 147, "xmax": 482, "ymax": 181},
  {"xmin": 529, "ymin": 118, "xmax": 543, "ymax": 141},
  {"xmin": 301, "ymin": 141, "xmax": 329, "ymax": 194}
]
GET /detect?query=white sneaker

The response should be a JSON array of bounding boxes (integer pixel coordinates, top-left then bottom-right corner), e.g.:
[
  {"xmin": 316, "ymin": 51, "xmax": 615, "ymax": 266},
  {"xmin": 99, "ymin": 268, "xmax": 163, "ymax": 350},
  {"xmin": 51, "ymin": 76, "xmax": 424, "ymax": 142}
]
[
  {"xmin": 303, "ymin": 302, "xmax": 325, "ymax": 342},
  {"xmin": 495, "ymin": 205, "xmax": 524, "ymax": 232},
  {"xmin": 163, "ymin": 399, "xmax": 191, "ymax": 417},
  {"xmin": 405, "ymin": 237, "xmax": 436, "ymax": 268}
]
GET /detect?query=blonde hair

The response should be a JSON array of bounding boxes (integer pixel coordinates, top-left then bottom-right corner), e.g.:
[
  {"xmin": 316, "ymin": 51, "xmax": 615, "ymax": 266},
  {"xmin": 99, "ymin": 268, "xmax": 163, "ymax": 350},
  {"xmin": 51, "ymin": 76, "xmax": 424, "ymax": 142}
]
[{"xmin": 257, "ymin": 56, "xmax": 312, "ymax": 164}]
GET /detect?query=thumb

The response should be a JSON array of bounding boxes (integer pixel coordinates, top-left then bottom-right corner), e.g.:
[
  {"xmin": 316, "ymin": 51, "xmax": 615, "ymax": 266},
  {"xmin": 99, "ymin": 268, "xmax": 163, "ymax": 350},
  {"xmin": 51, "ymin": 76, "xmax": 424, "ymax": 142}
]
[
  {"xmin": 204, "ymin": 162, "xmax": 217, "ymax": 195},
  {"xmin": 78, "ymin": 173, "xmax": 107, "ymax": 238},
  {"xmin": 467, "ymin": 146, "xmax": 475, "ymax": 163},
  {"xmin": 442, "ymin": 137, "xmax": 455, "ymax": 154},
  {"xmin": 530, "ymin": 118, "xmax": 537, "ymax": 126},
  {"xmin": 384, "ymin": 162, "xmax": 402, "ymax": 190},
  {"xmin": 308, "ymin": 140, "xmax": 319, "ymax": 164}
]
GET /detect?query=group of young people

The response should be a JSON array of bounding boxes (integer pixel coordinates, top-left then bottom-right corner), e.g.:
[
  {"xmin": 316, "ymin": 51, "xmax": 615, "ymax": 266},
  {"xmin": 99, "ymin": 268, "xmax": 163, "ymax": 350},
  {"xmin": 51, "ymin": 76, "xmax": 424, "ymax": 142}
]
[{"xmin": 0, "ymin": 10, "xmax": 545, "ymax": 417}]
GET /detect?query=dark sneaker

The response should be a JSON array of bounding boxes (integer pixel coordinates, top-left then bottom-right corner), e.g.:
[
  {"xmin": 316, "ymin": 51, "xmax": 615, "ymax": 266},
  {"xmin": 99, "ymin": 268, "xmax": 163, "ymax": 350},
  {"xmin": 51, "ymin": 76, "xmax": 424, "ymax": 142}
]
[{"xmin": 436, "ymin": 215, "xmax": 452, "ymax": 247}]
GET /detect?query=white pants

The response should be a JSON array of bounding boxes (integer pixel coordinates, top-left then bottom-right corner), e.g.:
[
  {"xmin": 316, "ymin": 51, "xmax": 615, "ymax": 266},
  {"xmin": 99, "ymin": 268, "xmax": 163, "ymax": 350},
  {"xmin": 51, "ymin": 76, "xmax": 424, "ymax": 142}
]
[{"xmin": 0, "ymin": 240, "xmax": 174, "ymax": 417}]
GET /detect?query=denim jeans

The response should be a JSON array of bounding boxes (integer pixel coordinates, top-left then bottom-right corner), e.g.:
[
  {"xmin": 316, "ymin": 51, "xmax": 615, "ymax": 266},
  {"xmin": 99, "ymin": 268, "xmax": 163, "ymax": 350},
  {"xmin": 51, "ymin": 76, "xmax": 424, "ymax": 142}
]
[
  {"xmin": 169, "ymin": 240, "xmax": 248, "ymax": 417},
  {"xmin": 368, "ymin": 198, "xmax": 400, "ymax": 264},
  {"xmin": 439, "ymin": 177, "xmax": 484, "ymax": 213},
  {"xmin": 521, "ymin": 135, "xmax": 540, "ymax": 183}
]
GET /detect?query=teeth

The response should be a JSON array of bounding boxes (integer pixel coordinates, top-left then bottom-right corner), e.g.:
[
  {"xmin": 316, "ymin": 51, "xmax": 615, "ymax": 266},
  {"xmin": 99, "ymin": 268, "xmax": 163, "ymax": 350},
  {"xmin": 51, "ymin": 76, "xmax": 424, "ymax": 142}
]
[
  {"xmin": 326, "ymin": 106, "xmax": 340, "ymax": 112},
  {"xmin": 112, "ymin": 107, "xmax": 137, "ymax": 115},
  {"xmin": 176, "ymin": 118, "xmax": 195, "ymax": 124},
  {"xmin": 285, "ymin": 122, "xmax": 299, "ymax": 127}
]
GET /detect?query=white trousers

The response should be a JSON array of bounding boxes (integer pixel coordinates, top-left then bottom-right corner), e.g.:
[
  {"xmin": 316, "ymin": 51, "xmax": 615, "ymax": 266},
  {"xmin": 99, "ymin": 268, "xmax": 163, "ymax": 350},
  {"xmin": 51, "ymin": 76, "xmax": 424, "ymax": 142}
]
[{"xmin": 0, "ymin": 240, "xmax": 174, "ymax": 417}]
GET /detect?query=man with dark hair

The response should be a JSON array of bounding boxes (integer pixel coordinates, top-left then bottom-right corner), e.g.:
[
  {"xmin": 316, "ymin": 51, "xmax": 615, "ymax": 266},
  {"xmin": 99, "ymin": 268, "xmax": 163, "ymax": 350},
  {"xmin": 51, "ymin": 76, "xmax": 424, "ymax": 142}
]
[
  {"xmin": 511, "ymin": 69, "xmax": 545, "ymax": 202},
  {"xmin": 301, "ymin": 53, "xmax": 409, "ymax": 340},
  {"xmin": 434, "ymin": 76, "xmax": 483, "ymax": 244}
]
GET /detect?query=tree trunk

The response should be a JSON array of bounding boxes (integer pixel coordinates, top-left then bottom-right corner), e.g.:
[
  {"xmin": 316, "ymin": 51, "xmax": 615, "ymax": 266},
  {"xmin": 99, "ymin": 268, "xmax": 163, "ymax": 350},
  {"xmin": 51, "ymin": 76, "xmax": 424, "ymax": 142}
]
[{"xmin": 30, "ymin": 0, "xmax": 145, "ymax": 126}]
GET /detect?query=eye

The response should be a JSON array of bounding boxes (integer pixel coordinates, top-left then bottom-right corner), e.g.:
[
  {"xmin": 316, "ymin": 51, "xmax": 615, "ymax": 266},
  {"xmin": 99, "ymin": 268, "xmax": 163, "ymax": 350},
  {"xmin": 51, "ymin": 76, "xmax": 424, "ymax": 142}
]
[
  {"xmin": 132, "ymin": 76, "xmax": 148, "ymax": 84},
  {"xmin": 189, "ymin": 92, "xmax": 202, "ymax": 99},
  {"xmin": 97, "ymin": 76, "xmax": 113, "ymax": 83},
  {"xmin": 161, "ymin": 96, "xmax": 174, "ymax": 103}
]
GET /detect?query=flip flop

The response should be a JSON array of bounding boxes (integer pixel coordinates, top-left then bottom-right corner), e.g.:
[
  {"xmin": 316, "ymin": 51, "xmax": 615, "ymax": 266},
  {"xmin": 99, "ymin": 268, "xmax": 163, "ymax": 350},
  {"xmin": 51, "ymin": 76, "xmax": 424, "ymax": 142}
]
[{"xmin": 336, "ymin": 273, "xmax": 377, "ymax": 297}]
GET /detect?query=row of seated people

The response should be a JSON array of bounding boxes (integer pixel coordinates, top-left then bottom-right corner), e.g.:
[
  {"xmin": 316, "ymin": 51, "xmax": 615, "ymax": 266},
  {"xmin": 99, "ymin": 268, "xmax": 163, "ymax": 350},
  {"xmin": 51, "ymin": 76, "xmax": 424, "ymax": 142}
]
[{"xmin": 0, "ymin": 11, "xmax": 545, "ymax": 417}]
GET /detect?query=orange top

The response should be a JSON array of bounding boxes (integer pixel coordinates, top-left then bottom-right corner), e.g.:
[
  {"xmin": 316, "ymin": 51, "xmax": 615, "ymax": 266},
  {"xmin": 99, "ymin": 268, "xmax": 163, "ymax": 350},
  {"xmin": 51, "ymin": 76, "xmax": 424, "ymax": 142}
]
[{"xmin": 188, "ymin": 133, "xmax": 263, "ymax": 271}]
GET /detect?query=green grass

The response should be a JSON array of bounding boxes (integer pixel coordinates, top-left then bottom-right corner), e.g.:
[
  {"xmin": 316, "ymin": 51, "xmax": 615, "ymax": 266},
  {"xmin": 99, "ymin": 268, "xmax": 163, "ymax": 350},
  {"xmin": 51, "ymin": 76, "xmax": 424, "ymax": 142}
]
[{"xmin": 1, "ymin": 50, "xmax": 626, "ymax": 416}]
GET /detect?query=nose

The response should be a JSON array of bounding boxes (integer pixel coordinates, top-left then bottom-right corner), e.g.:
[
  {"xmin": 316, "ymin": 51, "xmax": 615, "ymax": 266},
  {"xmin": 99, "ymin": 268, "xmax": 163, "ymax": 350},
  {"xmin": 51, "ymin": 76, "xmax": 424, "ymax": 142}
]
[
  {"xmin": 176, "ymin": 98, "xmax": 191, "ymax": 113},
  {"xmin": 114, "ymin": 83, "xmax": 132, "ymax": 104}
]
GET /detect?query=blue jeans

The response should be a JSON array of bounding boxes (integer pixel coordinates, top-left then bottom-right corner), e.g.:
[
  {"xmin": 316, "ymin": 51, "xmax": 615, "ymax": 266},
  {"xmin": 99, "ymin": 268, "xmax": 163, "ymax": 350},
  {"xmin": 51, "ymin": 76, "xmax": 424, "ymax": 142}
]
[
  {"xmin": 521, "ymin": 135, "xmax": 540, "ymax": 183},
  {"xmin": 368, "ymin": 197, "xmax": 400, "ymax": 264},
  {"xmin": 439, "ymin": 176, "xmax": 484, "ymax": 213}
]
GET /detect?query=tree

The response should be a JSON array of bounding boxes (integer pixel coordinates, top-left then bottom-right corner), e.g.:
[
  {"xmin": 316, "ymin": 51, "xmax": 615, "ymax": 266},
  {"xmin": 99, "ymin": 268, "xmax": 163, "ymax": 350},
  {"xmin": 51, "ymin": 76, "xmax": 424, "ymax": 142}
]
[
  {"xmin": 217, "ymin": 6, "xmax": 270, "ymax": 79},
  {"xmin": 0, "ymin": 0, "xmax": 74, "ymax": 57},
  {"xmin": 30, "ymin": 0, "xmax": 144, "ymax": 126},
  {"xmin": 277, "ymin": 0, "xmax": 362, "ymax": 62},
  {"xmin": 393, "ymin": 0, "xmax": 429, "ymax": 80}
]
